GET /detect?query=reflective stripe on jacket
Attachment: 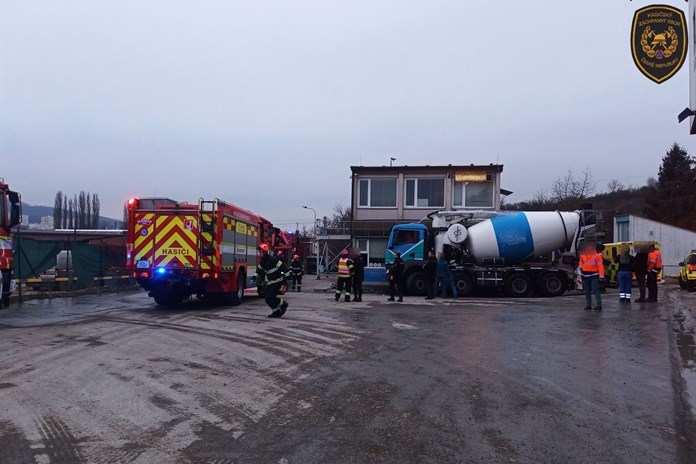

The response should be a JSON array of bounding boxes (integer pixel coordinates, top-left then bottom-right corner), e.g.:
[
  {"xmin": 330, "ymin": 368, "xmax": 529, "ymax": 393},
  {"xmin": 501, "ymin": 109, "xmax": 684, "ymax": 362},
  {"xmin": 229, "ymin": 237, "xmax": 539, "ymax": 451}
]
[
  {"xmin": 579, "ymin": 252, "xmax": 605, "ymax": 278},
  {"xmin": 254, "ymin": 254, "xmax": 290, "ymax": 285},
  {"xmin": 338, "ymin": 257, "xmax": 353, "ymax": 277},
  {"xmin": 648, "ymin": 250, "xmax": 662, "ymax": 273}
]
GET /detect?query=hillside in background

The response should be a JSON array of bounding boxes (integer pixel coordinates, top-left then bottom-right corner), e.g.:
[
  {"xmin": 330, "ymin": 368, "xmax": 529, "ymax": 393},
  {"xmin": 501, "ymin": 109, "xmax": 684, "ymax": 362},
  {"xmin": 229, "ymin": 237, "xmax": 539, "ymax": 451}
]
[{"xmin": 20, "ymin": 203, "xmax": 122, "ymax": 229}]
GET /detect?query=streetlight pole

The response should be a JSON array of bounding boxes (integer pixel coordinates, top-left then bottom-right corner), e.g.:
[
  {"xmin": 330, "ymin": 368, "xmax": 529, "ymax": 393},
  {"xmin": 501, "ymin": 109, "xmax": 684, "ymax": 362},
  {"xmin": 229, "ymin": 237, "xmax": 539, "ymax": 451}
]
[{"xmin": 302, "ymin": 206, "xmax": 320, "ymax": 280}]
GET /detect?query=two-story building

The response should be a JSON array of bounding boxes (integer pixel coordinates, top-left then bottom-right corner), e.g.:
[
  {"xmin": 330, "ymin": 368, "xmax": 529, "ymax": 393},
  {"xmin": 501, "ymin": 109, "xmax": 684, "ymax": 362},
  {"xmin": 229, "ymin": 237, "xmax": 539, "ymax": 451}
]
[{"xmin": 350, "ymin": 164, "xmax": 505, "ymax": 267}]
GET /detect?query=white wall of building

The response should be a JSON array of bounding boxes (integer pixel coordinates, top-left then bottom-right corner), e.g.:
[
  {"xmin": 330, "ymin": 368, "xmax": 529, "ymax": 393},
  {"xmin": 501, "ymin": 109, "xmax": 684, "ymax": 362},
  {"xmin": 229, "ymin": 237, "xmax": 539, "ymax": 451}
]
[
  {"xmin": 690, "ymin": 0, "xmax": 695, "ymax": 119},
  {"xmin": 614, "ymin": 215, "xmax": 696, "ymax": 276},
  {"xmin": 40, "ymin": 216, "xmax": 54, "ymax": 229}
]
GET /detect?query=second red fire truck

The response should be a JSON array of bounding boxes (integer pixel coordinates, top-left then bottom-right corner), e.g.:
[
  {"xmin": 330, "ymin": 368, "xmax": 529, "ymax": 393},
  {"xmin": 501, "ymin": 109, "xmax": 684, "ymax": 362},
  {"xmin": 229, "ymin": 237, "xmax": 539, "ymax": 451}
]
[{"xmin": 126, "ymin": 197, "xmax": 294, "ymax": 306}]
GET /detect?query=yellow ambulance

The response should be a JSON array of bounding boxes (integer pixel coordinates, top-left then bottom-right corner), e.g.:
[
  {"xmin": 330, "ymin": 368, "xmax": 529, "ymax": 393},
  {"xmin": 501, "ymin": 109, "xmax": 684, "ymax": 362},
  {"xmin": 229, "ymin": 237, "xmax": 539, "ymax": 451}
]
[{"xmin": 601, "ymin": 241, "xmax": 662, "ymax": 286}]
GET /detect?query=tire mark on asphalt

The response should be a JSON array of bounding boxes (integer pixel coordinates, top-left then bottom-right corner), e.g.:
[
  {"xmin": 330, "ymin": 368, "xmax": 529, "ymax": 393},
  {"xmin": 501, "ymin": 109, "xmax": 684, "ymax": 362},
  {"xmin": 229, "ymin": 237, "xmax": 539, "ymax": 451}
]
[
  {"xmin": 35, "ymin": 414, "xmax": 85, "ymax": 463},
  {"xmin": 99, "ymin": 316, "xmax": 355, "ymax": 361}
]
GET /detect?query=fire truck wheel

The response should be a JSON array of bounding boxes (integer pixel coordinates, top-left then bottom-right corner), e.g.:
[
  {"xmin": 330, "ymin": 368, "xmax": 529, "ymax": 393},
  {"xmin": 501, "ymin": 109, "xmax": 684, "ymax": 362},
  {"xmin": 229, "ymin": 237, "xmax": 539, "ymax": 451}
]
[
  {"xmin": 226, "ymin": 274, "xmax": 245, "ymax": 306},
  {"xmin": 153, "ymin": 293, "xmax": 182, "ymax": 307}
]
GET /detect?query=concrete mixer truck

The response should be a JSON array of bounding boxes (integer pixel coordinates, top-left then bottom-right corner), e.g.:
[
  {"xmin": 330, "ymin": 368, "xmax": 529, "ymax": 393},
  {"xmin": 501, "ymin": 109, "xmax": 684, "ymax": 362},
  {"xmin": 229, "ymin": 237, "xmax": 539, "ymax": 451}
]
[{"xmin": 385, "ymin": 209, "xmax": 603, "ymax": 297}]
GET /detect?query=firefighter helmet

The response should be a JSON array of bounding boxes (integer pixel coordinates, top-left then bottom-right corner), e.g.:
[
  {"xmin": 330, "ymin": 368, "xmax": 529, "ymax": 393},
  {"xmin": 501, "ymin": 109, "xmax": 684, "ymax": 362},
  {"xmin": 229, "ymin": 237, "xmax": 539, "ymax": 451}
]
[
  {"xmin": 341, "ymin": 249, "xmax": 349, "ymax": 255},
  {"xmin": 293, "ymin": 254, "xmax": 299, "ymax": 259},
  {"xmin": 258, "ymin": 243, "xmax": 269, "ymax": 252}
]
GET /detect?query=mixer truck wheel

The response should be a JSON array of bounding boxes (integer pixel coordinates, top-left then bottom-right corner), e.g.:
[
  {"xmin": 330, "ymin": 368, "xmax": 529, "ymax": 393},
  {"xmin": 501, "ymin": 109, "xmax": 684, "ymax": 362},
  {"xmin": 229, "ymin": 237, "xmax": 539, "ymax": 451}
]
[
  {"xmin": 537, "ymin": 272, "xmax": 566, "ymax": 297},
  {"xmin": 406, "ymin": 272, "xmax": 428, "ymax": 296},
  {"xmin": 504, "ymin": 273, "xmax": 532, "ymax": 297},
  {"xmin": 453, "ymin": 272, "xmax": 474, "ymax": 297}
]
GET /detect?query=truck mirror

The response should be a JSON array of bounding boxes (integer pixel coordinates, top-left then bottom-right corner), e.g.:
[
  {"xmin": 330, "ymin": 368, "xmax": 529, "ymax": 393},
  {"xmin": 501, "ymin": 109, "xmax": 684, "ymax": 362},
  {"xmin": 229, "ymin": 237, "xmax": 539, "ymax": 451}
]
[
  {"xmin": 8, "ymin": 191, "xmax": 20, "ymax": 204},
  {"xmin": 9, "ymin": 203, "xmax": 21, "ymax": 228}
]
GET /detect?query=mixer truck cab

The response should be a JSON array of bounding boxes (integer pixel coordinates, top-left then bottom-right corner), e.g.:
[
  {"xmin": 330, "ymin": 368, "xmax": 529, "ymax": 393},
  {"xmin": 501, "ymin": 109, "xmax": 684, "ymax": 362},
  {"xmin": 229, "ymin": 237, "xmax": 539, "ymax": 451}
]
[
  {"xmin": 386, "ymin": 209, "xmax": 602, "ymax": 298},
  {"xmin": 386, "ymin": 225, "xmax": 427, "ymax": 265}
]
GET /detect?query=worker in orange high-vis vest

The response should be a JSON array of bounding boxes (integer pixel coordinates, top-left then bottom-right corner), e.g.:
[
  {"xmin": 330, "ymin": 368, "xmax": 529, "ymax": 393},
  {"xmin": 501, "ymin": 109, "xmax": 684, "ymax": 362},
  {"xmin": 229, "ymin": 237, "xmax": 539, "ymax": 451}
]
[
  {"xmin": 335, "ymin": 249, "xmax": 354, "ymax": 302},
  {"xmin": 646, "ymin": 243, "xmax": 662, "ymax": 302},
  {"xmin": 579, "ymin": 242, "xmax": 605, "ymax": 311}
]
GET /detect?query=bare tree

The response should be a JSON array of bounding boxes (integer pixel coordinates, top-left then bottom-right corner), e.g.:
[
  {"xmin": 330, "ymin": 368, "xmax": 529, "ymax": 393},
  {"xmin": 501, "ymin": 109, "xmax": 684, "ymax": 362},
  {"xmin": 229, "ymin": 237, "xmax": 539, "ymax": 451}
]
[
  {"xmin": 607, "ymin": 179, "xmax": 625, "ymax": 193},
  {"xmin": 550, "ymin": 167, "xmax": 596, "ymax": 203}
]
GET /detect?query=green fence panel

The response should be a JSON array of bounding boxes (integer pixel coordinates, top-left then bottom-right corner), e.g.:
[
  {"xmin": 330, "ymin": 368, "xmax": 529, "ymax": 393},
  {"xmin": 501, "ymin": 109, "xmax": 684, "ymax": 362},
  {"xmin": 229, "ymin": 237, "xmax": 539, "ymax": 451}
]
[
  {"xmin": 71, "ymin": 242, "xmax": 103, "ymax": 284},
  {"xmin": 12, "ymin": 238, "xmax": 62, "ymax": 280}
]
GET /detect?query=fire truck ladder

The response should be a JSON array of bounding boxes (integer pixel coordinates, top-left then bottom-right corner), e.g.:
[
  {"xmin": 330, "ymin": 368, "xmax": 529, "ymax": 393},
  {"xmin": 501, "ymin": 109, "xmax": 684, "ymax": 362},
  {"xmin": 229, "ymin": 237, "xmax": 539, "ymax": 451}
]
[{"xmin": 198, "ymin": 199, "xmax": 218, "ymax": 268}]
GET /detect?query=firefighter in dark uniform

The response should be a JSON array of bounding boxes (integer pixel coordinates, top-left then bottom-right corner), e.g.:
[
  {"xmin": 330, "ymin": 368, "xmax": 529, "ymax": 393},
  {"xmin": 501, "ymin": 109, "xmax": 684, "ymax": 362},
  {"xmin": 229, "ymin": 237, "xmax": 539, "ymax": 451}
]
[
  {"xmin": 290, "ymin": 254, "xmax": 304, "ymax": 292},
  {"xmin": 388, "ymin": 251, "xmax": 405, "ymax": 302},
  {"xmin": 250, "ymin": 243, "xmax": 291, "ymax": 318},
  {"xmin": 335, "ymin": 249, "xmax": 354, "ymax": 302},
  {"xmin": 351, "ymin": 253, "xmax": 364, "ymax": 302}
]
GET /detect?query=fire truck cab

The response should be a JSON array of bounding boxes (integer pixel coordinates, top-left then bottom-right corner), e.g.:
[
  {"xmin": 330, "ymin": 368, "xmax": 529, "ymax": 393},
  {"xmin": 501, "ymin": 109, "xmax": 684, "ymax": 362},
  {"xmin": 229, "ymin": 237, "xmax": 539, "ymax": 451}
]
[{"xmin": 0, "ymin": 179, "xmax": 22, "ymax": 307}]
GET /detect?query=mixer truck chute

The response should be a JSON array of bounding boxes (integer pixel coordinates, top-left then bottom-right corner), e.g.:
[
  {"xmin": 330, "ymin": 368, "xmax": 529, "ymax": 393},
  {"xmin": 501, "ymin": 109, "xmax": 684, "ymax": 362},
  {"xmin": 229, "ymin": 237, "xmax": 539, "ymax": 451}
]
[{"xmin": 386, "ymin": 209, "xmax": 601, "ymax": 297}]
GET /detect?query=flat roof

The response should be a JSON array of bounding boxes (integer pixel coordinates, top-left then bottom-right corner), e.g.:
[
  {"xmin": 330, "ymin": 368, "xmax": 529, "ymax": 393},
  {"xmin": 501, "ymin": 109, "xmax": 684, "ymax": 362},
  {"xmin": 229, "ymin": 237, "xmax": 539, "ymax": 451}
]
[{"xmin": 350, "ymin": 164, "xmax": 504, "ymax": 173}]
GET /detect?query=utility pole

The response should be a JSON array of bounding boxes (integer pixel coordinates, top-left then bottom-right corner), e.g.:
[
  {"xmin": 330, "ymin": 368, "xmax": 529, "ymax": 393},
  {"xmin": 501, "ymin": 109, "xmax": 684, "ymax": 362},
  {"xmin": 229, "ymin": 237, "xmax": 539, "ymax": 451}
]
[{"xmin": 302, "ymin": 206, "xmax": 320, "ymax": 280}]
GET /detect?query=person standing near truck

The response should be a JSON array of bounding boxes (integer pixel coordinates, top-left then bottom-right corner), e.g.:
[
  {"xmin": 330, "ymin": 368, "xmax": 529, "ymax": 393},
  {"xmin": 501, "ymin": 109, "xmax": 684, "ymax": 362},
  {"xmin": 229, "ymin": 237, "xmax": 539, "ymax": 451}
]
[
  {"xmin": 423, "ymin": 251, "xmax": 437, "ymax": 299},
  {"xmin": 351, "ymin": 253, "xmax": 364, "ymax": 302},
  {"xmin": 633, "ymin": 245, "xmax": 649, "ymax": 302},
  {"xmin": 434, "ymin": 253, "xmax": 455, "ymax": 299},
  {"xmin": 579, "ymin": 242, "xmax": 605, "ymax": 311},
  {"xmin": 646, "ymin": 243, "xmax": 662, "ymax": 302},
  {"xmin": 614, "ymin": 244, "xmax": 634, "ymax": 303},
  {"xmin": 335, "ymin": 249, "xmax": 354, "ymax": 302},
  {"xmin": 387, "ymin": 251, "xmax": 404, "ymax": 302},
  {"xmin": 290, "ymin": 254, "xmax": 303, "ymax": 292}
]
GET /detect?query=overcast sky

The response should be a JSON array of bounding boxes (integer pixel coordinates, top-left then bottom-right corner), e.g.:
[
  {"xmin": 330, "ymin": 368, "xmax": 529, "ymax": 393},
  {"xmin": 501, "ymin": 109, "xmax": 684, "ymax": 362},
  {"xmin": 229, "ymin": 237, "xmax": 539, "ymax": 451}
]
[{"xmin": 1, "ymin": 1, "xmax": 694, "ymax": 230}]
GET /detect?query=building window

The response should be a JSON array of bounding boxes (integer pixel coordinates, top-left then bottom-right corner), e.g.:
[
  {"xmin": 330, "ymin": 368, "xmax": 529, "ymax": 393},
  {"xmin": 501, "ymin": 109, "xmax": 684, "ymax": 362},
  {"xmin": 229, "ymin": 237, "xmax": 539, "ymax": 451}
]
[
  {"xmin": 453, "ymin": 180, "xmax": 494, "ymax": 208},
  {"xmin": 405, "ymin": 178, "xmax": 445, "ymax": 208},
  {"xmin": 358, "ymin": 178, "xmax": 397, "ymax": 207},
  {"xmin": 362, "ymin": 238, "xmax": 387, "ymax": 266},
  {"xmin": 616, "ymin": 221, "xmax": 629, "ymax": 242}
]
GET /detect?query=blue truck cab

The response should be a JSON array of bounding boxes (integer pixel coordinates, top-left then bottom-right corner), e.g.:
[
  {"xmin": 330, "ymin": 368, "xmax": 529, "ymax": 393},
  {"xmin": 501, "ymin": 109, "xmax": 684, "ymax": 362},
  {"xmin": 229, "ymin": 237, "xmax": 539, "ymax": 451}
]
[{"xmin": 386, "ymin": 223, "xmax": 428, "ymax": 265}]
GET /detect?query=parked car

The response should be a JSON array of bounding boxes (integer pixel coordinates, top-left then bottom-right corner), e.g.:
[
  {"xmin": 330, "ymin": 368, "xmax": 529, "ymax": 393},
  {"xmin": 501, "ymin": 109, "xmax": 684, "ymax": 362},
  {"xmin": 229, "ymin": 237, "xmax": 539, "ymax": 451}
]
[{"xmin": 678, "ymin": 250, "xmax": 696, "ymax": 291}]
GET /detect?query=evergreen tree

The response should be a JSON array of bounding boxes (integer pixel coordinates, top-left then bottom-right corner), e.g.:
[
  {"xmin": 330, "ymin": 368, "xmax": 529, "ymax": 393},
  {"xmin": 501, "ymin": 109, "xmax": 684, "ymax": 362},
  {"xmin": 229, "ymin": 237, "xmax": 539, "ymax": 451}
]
[
  {"xmin": 62, "ymin": 198, "xmax": 68, "ymax": 229},
  {"xmin": 78, "ymin": 191, "xmax": 87, "ymax": 229},
  {"xmin": 92, "ymin": 194, "xmax": 100, "ymax": 228},
  {"xmin": 644, "ymin": 143, "xmax": 696, "ymax": 230},
  {"xmin": 53, "ymin": 191, "xmax": 63, "ymax": 230},
  {"xmin": 86, "ymin": 192, "xmax": 92, "ymax": 230}
]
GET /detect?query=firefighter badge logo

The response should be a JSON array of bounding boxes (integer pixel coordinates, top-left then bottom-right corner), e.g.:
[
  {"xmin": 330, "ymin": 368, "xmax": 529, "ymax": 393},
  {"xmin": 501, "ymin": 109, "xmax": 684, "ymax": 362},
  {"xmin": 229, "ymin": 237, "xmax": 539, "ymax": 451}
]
[{"xmin": 631, "ymin": 5, "xmax": 688, "ymax": 84}]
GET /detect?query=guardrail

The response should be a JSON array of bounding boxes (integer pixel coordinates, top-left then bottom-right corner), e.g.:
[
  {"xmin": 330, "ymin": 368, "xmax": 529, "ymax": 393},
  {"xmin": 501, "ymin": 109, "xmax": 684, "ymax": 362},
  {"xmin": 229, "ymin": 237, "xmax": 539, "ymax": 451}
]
[{"xmin": 13, "ymin": 275, "xmax": 136, "ymax": 303}]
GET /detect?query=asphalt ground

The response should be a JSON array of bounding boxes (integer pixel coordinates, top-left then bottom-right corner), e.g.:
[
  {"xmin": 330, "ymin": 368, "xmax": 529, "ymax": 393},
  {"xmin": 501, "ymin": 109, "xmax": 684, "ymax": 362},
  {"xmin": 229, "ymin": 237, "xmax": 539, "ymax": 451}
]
[{"xmin": 1, "ymin": 278, "xmax": 695, "ymax": 464}]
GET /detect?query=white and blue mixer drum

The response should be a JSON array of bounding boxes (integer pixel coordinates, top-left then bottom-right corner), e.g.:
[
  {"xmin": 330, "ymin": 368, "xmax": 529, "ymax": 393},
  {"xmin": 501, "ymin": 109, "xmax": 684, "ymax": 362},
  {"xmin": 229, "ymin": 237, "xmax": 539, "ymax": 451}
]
[{"xmin": 464, "ymin": 211, "xmax": 580, "ymax": 265}]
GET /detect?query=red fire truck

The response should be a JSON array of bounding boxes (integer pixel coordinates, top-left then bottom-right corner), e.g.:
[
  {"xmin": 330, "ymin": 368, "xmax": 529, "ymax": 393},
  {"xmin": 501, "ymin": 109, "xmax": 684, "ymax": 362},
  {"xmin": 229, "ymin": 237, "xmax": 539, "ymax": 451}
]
[
  {"xmin": 0, "ymin": 179, "xmax": 22, "ymax": 307},
  {"xmin": 126, "ymin": 197, "xmax": 292, "ymax": 306}
]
